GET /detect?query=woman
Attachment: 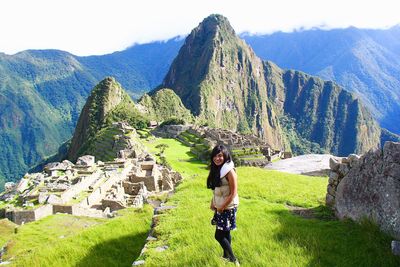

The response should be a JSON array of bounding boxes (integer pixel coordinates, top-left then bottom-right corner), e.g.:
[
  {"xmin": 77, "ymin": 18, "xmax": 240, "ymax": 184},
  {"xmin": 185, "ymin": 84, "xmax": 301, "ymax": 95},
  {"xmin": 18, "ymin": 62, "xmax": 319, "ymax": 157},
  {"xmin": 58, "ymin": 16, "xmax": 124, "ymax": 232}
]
[{"xmin": 207, "ymin": 145, "xmax": 240, "ymax": 265}]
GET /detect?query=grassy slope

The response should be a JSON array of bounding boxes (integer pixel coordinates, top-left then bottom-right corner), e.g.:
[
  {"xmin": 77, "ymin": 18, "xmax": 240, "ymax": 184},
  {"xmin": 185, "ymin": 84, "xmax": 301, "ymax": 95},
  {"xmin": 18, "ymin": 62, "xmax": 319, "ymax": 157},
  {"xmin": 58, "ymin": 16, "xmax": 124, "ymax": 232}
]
[
  {"xmin": 143, "ymin": 138, "xmax": 400, "ymax": 267},
  {"xmin": 1, "ymin": 206, "xmax": 152, "ymax": 266}
]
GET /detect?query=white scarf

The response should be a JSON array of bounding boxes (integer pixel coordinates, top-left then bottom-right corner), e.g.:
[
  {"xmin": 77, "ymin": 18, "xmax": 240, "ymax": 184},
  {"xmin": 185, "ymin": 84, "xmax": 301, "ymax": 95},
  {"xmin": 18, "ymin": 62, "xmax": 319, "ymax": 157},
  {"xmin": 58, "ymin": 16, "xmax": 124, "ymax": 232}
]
[{"xmin": 220, "ymin": 161, "xmax": 235, "ymax": 179}]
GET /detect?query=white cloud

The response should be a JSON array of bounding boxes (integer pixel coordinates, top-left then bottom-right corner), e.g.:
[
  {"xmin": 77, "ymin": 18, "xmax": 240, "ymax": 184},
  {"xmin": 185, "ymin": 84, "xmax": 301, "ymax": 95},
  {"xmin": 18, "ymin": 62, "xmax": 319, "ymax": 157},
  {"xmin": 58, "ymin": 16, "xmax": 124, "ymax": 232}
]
[{"xmin": 0, "ymin": 0, "xmax": 399, "ymax": 56}]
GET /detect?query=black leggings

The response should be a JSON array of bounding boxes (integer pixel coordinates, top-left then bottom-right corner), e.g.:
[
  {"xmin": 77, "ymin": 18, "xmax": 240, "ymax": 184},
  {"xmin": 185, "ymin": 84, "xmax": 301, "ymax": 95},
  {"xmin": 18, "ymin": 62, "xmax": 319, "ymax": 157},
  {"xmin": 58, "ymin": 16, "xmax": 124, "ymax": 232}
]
[{"xmin": 215, "ymin": 229, "xmax": 236, "ymax": 261}]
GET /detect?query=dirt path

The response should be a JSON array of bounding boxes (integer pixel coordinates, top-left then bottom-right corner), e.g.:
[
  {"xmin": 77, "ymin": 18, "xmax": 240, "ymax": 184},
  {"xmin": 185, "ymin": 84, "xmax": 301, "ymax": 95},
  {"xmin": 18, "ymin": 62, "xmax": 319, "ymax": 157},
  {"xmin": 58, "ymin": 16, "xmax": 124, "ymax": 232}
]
[{"xmin": 265, "ymin": 154, "xmax": 338, "ymax": 176}]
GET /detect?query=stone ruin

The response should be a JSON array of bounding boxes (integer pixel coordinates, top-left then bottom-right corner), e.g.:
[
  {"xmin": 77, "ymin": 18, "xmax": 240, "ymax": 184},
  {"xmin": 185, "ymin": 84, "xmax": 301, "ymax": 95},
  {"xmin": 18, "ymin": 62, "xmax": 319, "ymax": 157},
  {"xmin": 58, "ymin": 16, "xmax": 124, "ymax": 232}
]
[
  {"xmin": 152, "ymin": 124, "xmax": 291, "ymax": 166},
  {"xmin": 151, "ymin": 124, "xmax": 191, "ymax": 138},
  {"xmin": 326, "ymin": 141, "xmax": 400, "ymax": 239},
  {"xmin": 152, "ymin": 123, "xmax": 275, "ymax": 166},
  {"xmin": 0, "ymin": 152, "xmax": 182, "ymax": 225},
  {"xmin": 184, "ymin": 126, "xmax": 289, "ymax": 166}
]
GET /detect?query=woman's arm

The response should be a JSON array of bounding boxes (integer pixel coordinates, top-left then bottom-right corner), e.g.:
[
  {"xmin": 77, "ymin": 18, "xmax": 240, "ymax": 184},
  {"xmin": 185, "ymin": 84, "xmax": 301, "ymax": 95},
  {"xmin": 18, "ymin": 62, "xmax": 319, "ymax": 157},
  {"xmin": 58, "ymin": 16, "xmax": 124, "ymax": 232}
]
[
  {"xmin": 210, "ymin": 197, "xmax": 216, "ymax": 211},
  {"xmin": 217, "ymin": 169, "xmax": 238, "ymax": 212}
]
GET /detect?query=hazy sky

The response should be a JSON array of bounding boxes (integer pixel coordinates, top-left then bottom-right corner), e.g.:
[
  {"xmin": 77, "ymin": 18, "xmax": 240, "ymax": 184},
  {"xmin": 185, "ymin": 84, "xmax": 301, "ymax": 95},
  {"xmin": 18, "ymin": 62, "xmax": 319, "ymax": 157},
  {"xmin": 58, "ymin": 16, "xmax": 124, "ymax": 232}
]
[{"xmin": 1, "ymin": 0, "xmax": 399, "ymax": 56}]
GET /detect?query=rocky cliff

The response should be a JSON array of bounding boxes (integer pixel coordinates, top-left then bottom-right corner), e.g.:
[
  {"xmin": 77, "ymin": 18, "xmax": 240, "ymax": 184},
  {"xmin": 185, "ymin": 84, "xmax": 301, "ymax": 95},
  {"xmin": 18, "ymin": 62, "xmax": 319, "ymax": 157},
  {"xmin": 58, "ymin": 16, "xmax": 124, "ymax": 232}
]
[
  {"xmin": 264, "ymin": 61, "xmax": 380, "ymax": 156},
  {"xmin": 159, "ymin": 14, "xmax": 285, "ymax": 149}
]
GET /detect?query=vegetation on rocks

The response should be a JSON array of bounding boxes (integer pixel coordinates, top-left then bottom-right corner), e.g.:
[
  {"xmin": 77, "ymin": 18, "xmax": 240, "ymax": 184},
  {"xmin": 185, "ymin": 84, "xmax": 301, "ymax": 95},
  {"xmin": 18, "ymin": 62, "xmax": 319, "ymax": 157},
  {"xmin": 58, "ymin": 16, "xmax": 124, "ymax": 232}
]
[
  {"xmin": 264, "ymin": 61, "xmax": 381, "ymax": 156},
  {"xmin": 139, "ymin": 88, "xmax": 193, "ymax": 123},
  {"xmin": 67, "ymin": 77, "xmax": 148, "ymax": 161}
]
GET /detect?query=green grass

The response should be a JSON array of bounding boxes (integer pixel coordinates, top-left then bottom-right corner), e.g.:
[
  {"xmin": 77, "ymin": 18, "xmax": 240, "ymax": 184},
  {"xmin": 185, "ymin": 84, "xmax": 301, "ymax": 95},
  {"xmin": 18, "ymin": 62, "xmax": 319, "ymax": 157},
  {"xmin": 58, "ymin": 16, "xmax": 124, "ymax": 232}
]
[
  {"xmin": 141, "ymin": 137, "xmax": 400, "ymax": 267},
  {"xmin": 0, "ymin": 219, "xmax": 17, "ymax": 247},
  {"xmin": 3, "ymin": 206, "xmax": 153, "ymax": 266},
  {"xmin": 137, "ymin": 128, "xmax": 152, "ymax": 139}
]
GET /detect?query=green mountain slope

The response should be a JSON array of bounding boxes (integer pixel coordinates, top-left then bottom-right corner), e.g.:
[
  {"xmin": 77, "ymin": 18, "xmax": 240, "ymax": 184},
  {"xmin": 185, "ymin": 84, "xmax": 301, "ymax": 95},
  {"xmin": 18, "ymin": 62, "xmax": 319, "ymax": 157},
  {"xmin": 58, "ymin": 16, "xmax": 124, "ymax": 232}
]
[
  {"xmin": 0, "ymin": 50, "xmax": 95, "ymax": 185},
  {"xmin": 243, "ymin": 26, "xmax": 400, "ymax": 134},
  {"xmin": 159, "ymin": 14, "xmax": 285, "ymax": 149},
  {"xmin": 0, "ymin": 40, "xmax": 180, "ymax": 185},
  {"xmin": 138, "ymin": 89, "xmax": 193, "ymax": 122},
  {"xmin": 67, "ymin": 77, "xmax": 148, "ymax": 161},
  {"xmin": 264, "ymin": 61, "xmax": 381, "ymax": 156}
]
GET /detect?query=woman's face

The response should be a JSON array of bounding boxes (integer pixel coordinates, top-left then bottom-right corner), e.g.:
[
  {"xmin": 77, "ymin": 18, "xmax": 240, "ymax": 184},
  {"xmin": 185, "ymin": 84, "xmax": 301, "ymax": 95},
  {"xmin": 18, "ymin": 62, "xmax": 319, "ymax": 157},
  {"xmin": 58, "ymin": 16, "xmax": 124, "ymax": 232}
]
[{"xmin": 213, "ymin": 152, "xmax": 225, "ymax": 166}]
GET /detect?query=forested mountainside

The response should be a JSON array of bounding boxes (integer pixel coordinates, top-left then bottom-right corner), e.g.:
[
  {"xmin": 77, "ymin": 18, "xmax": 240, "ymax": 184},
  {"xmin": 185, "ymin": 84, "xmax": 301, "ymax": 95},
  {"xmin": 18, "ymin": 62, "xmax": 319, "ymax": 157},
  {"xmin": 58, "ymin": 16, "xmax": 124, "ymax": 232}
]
[{"xmin": 243, "ymin": 26, "xmax": 400, "ymax": 135}]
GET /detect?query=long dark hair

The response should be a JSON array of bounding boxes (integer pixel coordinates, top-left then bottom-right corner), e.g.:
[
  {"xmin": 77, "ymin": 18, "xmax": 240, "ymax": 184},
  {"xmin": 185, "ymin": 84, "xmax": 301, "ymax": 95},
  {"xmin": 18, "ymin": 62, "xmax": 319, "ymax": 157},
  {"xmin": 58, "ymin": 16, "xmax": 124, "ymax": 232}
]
[{"xmin": 207, "ymin": 144, "xmax": 232, "ymax": 190}]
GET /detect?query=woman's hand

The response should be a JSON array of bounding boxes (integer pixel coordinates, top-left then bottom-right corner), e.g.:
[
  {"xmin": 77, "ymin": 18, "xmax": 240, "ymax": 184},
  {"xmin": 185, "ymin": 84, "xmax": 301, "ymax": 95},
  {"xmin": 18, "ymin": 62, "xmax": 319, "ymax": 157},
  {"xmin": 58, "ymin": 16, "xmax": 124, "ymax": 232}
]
[
  {"xmin": 216, "ymin": 207, "xmax": 224, "ymax": 213},
  {"xmin": 210, "ymin": 201, "xmax": 216, "ymax": 211}
]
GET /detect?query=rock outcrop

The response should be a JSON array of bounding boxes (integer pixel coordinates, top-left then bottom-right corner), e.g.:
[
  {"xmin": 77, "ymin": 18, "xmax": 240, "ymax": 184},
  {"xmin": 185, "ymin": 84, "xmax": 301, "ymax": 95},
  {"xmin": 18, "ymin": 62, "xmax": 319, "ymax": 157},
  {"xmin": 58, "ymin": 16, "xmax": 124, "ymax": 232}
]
[{"xmin": 326, "ymin": 141, "xmax": 400, "ymax": 238}]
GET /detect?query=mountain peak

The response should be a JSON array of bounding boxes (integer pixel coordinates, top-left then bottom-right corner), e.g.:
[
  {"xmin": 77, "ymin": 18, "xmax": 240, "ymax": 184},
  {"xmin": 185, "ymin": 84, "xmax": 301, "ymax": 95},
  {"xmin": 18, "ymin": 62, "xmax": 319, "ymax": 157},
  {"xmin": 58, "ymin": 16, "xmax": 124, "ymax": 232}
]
[
  {"xmin": 198, "ymin": 14, "xmax": 235, "ymax": 35},
  {"xmin": 159, "ymin": 15, "xmax": 285, "ymax": 149}
]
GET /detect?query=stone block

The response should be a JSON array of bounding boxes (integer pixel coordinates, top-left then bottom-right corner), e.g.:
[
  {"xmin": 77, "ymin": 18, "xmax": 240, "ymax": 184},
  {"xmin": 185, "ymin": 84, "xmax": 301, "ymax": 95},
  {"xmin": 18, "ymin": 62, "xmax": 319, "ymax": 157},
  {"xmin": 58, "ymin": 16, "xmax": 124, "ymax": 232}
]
[
  {"xmin": 338, "ymin": 163, "xmax": 350, "ymax": 177},
  {"xmin": 348, "ymin": 154, "xmax": 360, "ymax": 167},
  {"xmin": 46, "ymin": 194, "xmax": 63, "ymax": 205},
  {"xmin": 328, "ymin": 171, "xmax": 339, "ymax": 185},
  {"xmin": 329, "ymin": 157, "xmax": 340, "ymax": 171},
  {"xmin": 38, "ymin": 193, "xmax": 49, "ymax": 204},
  {"xmin": 4, "ymin": 182, "xmax": 16, "ymax": 192},
  {"xmin": 132, "ymin": 260, "xmax": 145, "ymax": 266},
  {"xmin": 392, "ymin": 240, "xmax": 400, "ymax": 256},
  {"xmin": 341, "ymin": 157, "xmax": 349, "ymax": 164},
  {"xmin": 76, "ymin": 155, "xmax": 95, "ymax": 166},
  {"xmin": 327, "ymin": 184, "xmax": 336, "ymax": 196},
  {"xmin": 326, "ymin": 194, "xmax": 335, "ymax": 207}
]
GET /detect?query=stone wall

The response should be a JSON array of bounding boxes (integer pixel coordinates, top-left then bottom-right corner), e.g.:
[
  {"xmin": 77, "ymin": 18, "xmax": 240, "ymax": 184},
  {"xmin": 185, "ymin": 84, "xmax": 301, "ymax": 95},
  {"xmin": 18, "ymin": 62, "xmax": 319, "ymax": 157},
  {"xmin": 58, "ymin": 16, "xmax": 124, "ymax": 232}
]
[
  {"xmin": 34, "ymin": 204, "xmax": 53, "ymax": 221},
  {"xmin": 152, "ymin": 124, "xmax": 191, "ymax": 138},
  {"xmin": 53, "ymin": 205, "xmax": 73, "ymax": 214},
  {"xmin": 5, "ymin": 204, "xmax": 53, "ymax": 225},
  {"xmin": 326, "ymin": 141, "xmax": 400, "ymax": 239},
  {"xmin": 61, "ymin": 171, "xmax": 100, "ymax": 203},
  {"xmin": 11, "ymin": 210, "xmax": 35, "ymax": 225},
  {"xmin": 129, "ymin": 162, "xmax": 159, "ymax": 192}
]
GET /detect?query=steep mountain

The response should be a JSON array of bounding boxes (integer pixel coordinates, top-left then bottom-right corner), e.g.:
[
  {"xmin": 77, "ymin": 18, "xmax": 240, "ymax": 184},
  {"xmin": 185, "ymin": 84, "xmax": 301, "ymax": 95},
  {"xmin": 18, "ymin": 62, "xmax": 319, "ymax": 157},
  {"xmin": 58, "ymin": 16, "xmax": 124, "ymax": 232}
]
[
  {"xmin": 157, "ymin": 14, "xmax": 380, "ymax": 155},
  {"xmin": 0, "ymin": 50, "xmax": 95, "ymax": 185},
  {"xmin": 159, "ymin": 14, "xmax": 285, "ymax": 149},
  {"xmin": 243, "ymin": 26, "xmax": 400, "ymax": 134},
  {"xmin": 138, "ymin": 89, "xmax": 193, "ymax": 122},
  {"xmin": 264, "ymin": 61, "xmax": 380, "ymax": 156},
  {"xmin": 67, "ymin": 77, "xmax": 148, "ymax": 161},
  {"xmin": 0, "ymin": 39, "xmax": 181, "ymax": 184}
]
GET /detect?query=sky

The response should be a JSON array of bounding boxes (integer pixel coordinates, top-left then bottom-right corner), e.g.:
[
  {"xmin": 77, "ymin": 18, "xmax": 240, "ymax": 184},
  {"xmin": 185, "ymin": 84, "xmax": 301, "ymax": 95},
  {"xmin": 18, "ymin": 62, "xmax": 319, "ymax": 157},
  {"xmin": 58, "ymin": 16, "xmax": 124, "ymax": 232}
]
[{"xmin": 1, "ymin": 0, "xmax": 399, "ymax": 56}]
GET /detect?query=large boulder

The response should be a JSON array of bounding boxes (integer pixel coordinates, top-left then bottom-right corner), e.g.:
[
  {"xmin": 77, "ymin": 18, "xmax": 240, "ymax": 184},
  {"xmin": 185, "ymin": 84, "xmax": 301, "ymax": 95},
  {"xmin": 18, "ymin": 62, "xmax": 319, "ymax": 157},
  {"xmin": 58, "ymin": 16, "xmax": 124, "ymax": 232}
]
[
  {"xmin": 4, "ymin": 182, "xmax": 16, "ymax": 192},
  {"xmin": 76, "ymin": 155, "xmax": 95, "ymax": 166},
  {"xmin": 334, "ymin": 142, "xmax": 400, "ymax": 239}
]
